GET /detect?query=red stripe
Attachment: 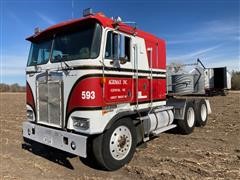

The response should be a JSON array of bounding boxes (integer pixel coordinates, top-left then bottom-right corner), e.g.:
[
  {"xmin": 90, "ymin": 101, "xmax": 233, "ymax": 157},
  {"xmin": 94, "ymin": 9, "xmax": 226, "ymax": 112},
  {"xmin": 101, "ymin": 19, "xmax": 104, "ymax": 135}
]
[{"xmin": 67, "ymin": 76, "xmax": 166, "ymax": 114}]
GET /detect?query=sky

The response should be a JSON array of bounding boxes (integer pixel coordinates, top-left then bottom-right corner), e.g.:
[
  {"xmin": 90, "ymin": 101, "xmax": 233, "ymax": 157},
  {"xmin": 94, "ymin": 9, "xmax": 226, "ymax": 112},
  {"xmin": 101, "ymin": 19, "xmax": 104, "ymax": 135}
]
[{"xmin": 0, "ymin": 0, "xmax": 239, "ymax": 85}]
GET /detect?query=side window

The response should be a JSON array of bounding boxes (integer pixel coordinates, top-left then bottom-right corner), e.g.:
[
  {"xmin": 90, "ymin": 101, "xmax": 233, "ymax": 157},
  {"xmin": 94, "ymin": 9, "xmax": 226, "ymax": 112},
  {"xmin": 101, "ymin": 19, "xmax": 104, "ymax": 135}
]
[
  {"xmin": 122, "ymin": 35, "xmax": 130, "ymax": 61},
  {"xmin": 105, "ymin": 31, "xmax": 131, "ymax": 62},
  {"xmin": 105, "ymin": 32, "xmax": 113, "ymax": 58}
]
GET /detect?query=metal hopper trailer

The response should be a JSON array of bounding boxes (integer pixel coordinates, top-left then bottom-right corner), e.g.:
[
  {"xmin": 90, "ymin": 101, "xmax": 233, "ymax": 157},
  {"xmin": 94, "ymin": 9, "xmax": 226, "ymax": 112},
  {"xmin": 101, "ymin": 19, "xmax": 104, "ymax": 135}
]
[{"xmin": 167, "ymin": 59, "xmax": 231, "ymax": 96}]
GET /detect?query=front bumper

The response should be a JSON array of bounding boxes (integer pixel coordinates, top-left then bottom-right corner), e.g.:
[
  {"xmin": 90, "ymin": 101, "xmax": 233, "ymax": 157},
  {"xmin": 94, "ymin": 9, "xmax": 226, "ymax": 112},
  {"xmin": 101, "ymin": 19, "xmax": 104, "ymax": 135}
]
[{"xmin": 22, "ymin": 121, "xmax": 87, "ymax": 158}]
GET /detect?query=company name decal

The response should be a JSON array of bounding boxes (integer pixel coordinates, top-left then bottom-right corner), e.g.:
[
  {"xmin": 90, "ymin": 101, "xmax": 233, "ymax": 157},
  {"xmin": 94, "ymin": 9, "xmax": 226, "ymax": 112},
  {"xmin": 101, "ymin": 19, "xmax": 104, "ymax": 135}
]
[
  {"xmin": 108, "ymin": 79, "xmax": 128, "ymax": 85},
  {"xmin": 105, "ymin": 78, "xmax": 132, "ymax": 103}
]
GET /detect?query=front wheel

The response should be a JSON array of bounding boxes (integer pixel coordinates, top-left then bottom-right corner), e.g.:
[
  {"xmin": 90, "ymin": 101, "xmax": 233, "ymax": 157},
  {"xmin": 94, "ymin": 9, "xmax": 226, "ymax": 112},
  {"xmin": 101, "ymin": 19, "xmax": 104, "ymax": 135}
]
[{"xmin": 92, "ymin": 118, "xmax": 137, "ymax": 171}]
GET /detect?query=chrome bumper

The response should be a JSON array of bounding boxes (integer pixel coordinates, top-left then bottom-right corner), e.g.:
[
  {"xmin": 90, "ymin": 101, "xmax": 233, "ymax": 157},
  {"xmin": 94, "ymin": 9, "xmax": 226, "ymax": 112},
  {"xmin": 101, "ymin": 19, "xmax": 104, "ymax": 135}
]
[{"xmin": 22, "ymin": 121, "xmax": 87, "ymax": 157}]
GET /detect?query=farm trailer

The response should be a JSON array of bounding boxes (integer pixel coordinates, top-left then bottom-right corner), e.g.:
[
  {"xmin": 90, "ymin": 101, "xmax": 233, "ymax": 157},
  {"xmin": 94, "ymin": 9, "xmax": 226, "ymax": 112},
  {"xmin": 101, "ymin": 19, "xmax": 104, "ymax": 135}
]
[{"xmin": 167, "ymin": 59, "xmax": 231, "ymax": 96}]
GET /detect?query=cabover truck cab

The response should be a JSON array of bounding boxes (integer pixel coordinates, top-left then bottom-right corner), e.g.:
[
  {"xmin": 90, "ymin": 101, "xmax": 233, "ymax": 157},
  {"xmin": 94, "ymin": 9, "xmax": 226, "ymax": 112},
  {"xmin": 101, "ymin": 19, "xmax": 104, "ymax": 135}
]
[{"xmin": 23, "ymin": 9, "xmax": 211, "ymax": 170}]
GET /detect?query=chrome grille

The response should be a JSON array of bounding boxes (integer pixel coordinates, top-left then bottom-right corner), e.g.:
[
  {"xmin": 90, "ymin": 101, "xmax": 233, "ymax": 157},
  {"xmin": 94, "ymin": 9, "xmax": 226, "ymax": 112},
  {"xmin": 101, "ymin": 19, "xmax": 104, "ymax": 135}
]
[
  {"xmin": 37, "ymin": 73, "xmax": 63, "ymax": 128},
  {"xmin": 48, "ymin": 81, "xmax": 62, "ymax": 125},
  {"xmin": 38, "ymin": 82, "xmax": 48, "ymax": 122}
]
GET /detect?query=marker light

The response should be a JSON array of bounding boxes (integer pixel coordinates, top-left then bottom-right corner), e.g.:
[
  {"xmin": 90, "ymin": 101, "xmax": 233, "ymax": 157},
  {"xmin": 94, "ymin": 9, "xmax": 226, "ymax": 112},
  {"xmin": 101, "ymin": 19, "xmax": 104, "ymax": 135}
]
[
  {"xmin": 34, "ymin": 27, "xmax": 41, "ymax": 34},
  {"xmin": 83, "ymin": 8, "xmax": 93, "ymax": 17},
  {"xmin": 100, "ymin": 77, "xmax": 106, "ymax": 85},
  {"xmin": 27, "ymin": 110, "xmax": 34, "ymax": 121}
]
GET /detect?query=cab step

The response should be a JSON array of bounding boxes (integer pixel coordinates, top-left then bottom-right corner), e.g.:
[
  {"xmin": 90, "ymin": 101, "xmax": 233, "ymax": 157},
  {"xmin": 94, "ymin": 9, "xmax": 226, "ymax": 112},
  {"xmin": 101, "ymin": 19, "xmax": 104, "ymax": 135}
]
[{"xmin": 152, "ymin": 124, "xmax": 177, "ymax": 136}]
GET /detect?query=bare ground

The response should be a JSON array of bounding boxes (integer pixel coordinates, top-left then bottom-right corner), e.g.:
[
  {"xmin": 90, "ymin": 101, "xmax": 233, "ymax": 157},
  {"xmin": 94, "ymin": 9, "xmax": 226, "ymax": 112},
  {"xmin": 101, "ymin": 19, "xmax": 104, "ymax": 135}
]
[{"xmin": 0, "ymin": 92, "xmax": 239, "ymax": 179}]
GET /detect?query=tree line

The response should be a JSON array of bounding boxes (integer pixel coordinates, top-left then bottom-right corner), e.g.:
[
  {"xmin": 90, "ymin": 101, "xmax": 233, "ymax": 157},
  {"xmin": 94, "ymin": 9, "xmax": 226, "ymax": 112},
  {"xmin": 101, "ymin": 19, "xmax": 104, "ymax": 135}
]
[{"xmin": 0, "ymin": 83, "xmax": 25, "ymax": 92}]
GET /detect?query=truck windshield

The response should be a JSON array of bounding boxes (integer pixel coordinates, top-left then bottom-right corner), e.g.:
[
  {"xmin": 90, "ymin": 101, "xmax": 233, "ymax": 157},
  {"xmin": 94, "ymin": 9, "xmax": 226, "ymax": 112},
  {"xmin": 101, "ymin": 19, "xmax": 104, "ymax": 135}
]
[{"xmin": 27, "ymin": 22, "xmax": 102, "ymax": 66}]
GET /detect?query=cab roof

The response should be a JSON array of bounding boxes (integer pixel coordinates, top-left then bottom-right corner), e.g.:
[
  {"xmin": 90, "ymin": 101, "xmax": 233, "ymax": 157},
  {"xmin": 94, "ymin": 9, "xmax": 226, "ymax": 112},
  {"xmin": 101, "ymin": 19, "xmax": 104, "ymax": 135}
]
[{"xmin": 26, "ymin": 13, "xmax": 165, "ymax": 44}]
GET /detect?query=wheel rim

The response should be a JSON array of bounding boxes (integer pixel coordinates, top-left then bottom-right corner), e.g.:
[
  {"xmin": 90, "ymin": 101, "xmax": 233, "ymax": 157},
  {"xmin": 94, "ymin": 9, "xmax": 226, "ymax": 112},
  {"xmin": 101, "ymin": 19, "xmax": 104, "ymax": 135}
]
[
  {"xmin": 109, "ymin": 125, "xmax": 132, "ymax": 160},
  {"xmin": 201, "ymin": 104, "xmax": 207, "ymax": 122},
  {"xmin": 187, "ymin": 107, "xmax": 195, "ymax": 128}
]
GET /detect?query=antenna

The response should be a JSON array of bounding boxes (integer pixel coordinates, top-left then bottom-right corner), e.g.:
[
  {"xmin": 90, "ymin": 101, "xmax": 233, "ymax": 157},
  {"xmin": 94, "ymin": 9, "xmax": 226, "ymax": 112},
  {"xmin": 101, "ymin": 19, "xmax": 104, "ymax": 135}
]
[{"xmin": 71, "ymin": 0, "xmax": 74, "ymax": 19}]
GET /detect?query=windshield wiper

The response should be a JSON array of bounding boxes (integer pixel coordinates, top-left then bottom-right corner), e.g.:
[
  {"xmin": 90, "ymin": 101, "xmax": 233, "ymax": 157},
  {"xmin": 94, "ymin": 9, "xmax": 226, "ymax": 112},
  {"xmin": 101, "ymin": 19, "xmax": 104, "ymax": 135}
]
[
  {"xmin": 61, "ymin": 55, "xmax": 72, "ymax": 70},
  {"xmin": 63, "ymin": 60, "xmax": 70, "ymax": 68}
]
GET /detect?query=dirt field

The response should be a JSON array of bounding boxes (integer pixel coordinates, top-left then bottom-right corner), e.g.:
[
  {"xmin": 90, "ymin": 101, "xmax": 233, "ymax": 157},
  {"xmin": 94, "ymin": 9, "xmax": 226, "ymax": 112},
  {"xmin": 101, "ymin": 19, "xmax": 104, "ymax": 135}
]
[{"xmin": 0, "ymin": 92, "xmax": 239, "ymax": 179}]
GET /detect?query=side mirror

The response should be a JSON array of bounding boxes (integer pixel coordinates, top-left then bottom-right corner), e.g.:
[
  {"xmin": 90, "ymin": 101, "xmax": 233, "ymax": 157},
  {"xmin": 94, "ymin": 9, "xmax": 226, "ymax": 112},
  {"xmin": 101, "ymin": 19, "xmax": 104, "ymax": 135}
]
[
  {"xmin": 111, "ymin": 33, "xmax": 128, "ymax": 67},
  {"xmin": 111, "ymin": 33, "xmax": 120, "ymax": 68}
]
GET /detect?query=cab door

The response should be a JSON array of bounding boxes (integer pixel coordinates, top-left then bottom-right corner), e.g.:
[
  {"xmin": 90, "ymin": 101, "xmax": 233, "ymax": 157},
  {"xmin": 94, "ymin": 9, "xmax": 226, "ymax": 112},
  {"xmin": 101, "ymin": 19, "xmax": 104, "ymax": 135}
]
[
  {"xmin": 132, "ymin": 38, "xmax": 151, "ymax": 110},
  {"xmin": 103, "ymin": 31, "xmax": 134, "ymax": 105}
]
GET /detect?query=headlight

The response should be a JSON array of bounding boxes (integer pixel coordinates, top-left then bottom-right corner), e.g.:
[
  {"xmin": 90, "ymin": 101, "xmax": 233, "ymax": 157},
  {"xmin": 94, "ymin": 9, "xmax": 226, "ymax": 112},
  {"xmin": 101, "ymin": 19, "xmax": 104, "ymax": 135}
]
[
  {"xmin": 27, "ymin": 110, "xmax": 34, "ymax": 121},
  {"xmin": 72, "ymin": 116, "xmax": 89, "ymax": 130}
]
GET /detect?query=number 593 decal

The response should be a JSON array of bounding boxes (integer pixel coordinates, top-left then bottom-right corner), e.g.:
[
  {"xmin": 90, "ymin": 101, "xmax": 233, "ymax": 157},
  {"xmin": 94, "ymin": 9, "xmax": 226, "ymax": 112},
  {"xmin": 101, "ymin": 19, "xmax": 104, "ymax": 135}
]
[{"xmin": 81, "ymin": 91, "xmax": 96, "ymax": 100}]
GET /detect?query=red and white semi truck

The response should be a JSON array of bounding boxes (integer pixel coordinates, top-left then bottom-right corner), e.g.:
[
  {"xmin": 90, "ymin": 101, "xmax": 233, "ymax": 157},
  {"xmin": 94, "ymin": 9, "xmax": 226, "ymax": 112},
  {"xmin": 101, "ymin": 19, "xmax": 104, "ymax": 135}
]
[{"xmin": 23, "ymin": 9, "xmax": 211, "ymax": 170}]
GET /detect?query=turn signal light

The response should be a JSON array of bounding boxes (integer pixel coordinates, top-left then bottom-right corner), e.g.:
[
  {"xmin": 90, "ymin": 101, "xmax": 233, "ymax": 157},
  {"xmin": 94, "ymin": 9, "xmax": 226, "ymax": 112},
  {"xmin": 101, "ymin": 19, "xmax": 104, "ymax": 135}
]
[{"xmin": 72, "ymin": 116, "xmax": 89, "ymax": 130}]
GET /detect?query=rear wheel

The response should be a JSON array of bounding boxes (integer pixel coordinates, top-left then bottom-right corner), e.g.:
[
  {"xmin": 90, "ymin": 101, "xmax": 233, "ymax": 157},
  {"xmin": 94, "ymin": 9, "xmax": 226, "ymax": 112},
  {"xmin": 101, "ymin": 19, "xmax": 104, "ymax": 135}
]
[
  {"xmin": 92, "ymin": 118, "xmax": 137, "ymax": 170},
  {"xmin": 195, "ymin": 99, "xmax": 208, "ymax": 127},
  {"xmin": 177, "ymin": 102, "xmax": 196, "ymax": 134}
]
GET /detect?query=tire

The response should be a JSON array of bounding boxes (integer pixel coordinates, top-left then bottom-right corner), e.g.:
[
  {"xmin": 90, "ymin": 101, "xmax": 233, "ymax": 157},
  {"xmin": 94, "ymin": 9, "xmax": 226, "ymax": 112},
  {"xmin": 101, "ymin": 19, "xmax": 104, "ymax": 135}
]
[
  {"xmin": 195, "ymin": 99, "xmax": 208, "ymax": 127},
  {"xmin": 79, "ymin": 135, "xmax": 105, "ymax": 170},
  {"xmin": 177, "ymin": 101, "xmax": 196, "ymax": 134},
  {"xmin": 221, "ymin": 90, "xmax": 227, "ymax": 96},
  {"xmin": 92, "ymin": 118, "xmax": 137, "ymax": 171}
]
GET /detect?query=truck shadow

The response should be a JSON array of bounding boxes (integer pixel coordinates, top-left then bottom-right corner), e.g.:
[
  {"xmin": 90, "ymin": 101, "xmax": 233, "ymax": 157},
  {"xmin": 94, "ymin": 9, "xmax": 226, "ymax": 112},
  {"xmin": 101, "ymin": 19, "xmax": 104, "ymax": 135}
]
[
  {"xmin": 22, "ymin": 142, "xmax": 76, "ymax": 170},
  {"xmin": 79, "ymin": 157, "xmax": 105, "ymax": 171},
  {"xmin": 22, "ymin": 141, "xmax": 105, "ymax": 171},
  {"xmin": 21, "ymin": 128, "xmax": 180, "ymax": 171}
]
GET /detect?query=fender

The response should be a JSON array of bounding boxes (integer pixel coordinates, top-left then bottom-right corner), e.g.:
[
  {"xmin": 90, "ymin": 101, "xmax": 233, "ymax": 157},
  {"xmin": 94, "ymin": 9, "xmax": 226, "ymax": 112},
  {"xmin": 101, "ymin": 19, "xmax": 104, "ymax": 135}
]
[{"xmin": 104, "ymin": 111, "xmax": 138, "ymax": 131}]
